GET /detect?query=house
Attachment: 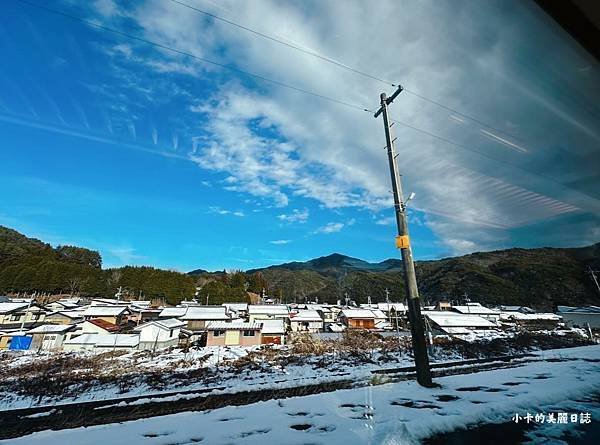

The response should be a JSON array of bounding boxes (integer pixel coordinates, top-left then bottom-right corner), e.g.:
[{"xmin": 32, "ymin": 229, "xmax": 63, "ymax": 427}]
[
  {"xmin": 338, "ymin": 309, "xmax": 377, "ymax": 329},
  {"xmin": 222, "ymin": 303, "xmax": 249, "ymax": 318},
  {"xmin": 451, "ymin": 303, "xmax": 501, "ymax": 322},
  {"xmin": 82, "ymin": 306, "xmax": 129, "ymax": 325},
  {"xmin": 77, "ymin": 318, "xmax": 121, "ymax": 336},
  {"xmin": 260, "ymin": 319, "xmax": 286, "ymax": 344},
  {"xmin": 435, "ymin": 301, "xmax": 452, "ymax": 311},
  {"xmin": 127, "ymin": 306, "xmax": 161, "ymax": 325},
  {"xmin": 289, "ymin": 310, "xmax": 323, "ymax": 333},
  {"xmin": 26, "ymin": 324, "xmax": 77, "ymax": 351},
  {"xmin": 94, "ymin": 334, "xmax": 140, "ymax": 352},
  {"xmin": 134, "ymin": 318, "xmax": 185, "ymax": 351},
  {"xmin": 158, "ymin": 307, "xmax": 188, "ymax": 318},
  {"xmin": 0, "ymin": 330, "xmax": 30, "ymax": 350},
  {"xmin": 499, "ymin": 305, "xmax": 535, "ymax": 314},
  {"xmin": 557, "ymin": 306, "xmax": 600, "ymax": 328},
  {"xmin": 499, "ymin": 312, "xmax": 562, "ymax": 330},
  {"xmin": 0, "ymin": 302, "xmax": 46, "ymax": 329},
  {"xmin": 424, "ymin": 311, "xmax": 498, "ymax": 338},
  {"xmin": 376, "ymin": 302, "xmax": 407, "ymax": 316},
  {"xmin": 63, "ymin": 333, "xmax": 99, "ymax": 352},
  {"xmin": 205, "ymin": 322, "xmax": 262, "ymax": 347},
  {"xmin": 45, "ymin": 300, "xmax": 81, "ymax": 312},
  {"xmin": 248, "ymin": 305, "xmax": 290, "ymax": 323},
  {"xmin": 45, "ymin": 310, "xmax": 85, "ymax": 325},
  {"xmin": 180, "ymin": 306, "xmax": 231, "ymax": 331}
]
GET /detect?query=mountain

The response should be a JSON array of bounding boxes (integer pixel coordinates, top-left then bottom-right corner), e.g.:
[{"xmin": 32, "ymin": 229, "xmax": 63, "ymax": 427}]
[
  {"xmin": 245, "ymin": 245, "xmax": 600, "ymax": 310},
  {"xmin": 0, "ymin": 226, "xmax": 194, "ymax": 304},
  {"xmin": 247, "ymin": 253, "xmax": 402, "ymax": 276}
]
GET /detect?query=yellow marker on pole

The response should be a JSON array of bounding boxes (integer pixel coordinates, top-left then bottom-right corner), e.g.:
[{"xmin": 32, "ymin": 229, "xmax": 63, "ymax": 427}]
[{"xmin": 395, "ymin": 235, "xmax": 410, "ymax": 249}]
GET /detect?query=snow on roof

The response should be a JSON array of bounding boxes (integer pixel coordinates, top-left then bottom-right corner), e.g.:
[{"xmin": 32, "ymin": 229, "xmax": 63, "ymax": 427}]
[
  {"xmin": 83, "ymin": 306, "xmax": 128, "ymax": 317},
  {"xmin": 222, "ymin": 303, "xmax": 248, "ymax": 311},
  {"xmin": 425, "ymin": 311, "xmax": 497, "ymax": 328},
  {"xmin": 327, "ymin": 322, "xmax": 345, "ymax": 332},
  {"xmin": 248, "ymin": 305, "xmax": 289, "ymax": 315},
  {"xmin": 500, "ymin": 312, "xmax": 562, "ymax": 321},
  {"xmin": 159, "ymin": 307, "xmax": 188, "ymax": 318},
  {"xmin": 180, "ymin": 307, "xmax": 230, "ymax": 320},
  {"xmin": 260, "ymin": 319, "xmax": 286, "ymax": 334},
  {"xmin": 27, "ymin": 324, "xmax": 75, "ymax": 334},
  {"xmin": 340, "ymin": 309, "xmax": 376, "ymax": 319},
  {"xmin": 50, "ymin": 309, "xmax": 85, "ymax": 317},
  {"xmin": 557, "ymin": 305, "xmax": 600, "ymax": 314},
  {"xmin": 91, "ymin": 298, "xmax": 123, "ymax": 306},
  {"xmin": 63, "ymin": 333, "xmax": 99, "ymax": 345},
  {"xmin": 290, "ymin": 310, "xmax": 322, "ymax": 322},
  {"xmin": 499, "ymin": 305, "xmax": 534, "ymax": 313},
  {"xmin": 206, "ymin": 322, "xmax": 261, "ymax": 330},
  {"xmin": 376, "ymin": 303, "xmax": 407, "ymax": 312},
  {"xmin": 0, "ymin": 302, "xmax": 29, "ymax": 313},
  {"xmin": 452, "ymin": 304, "xmax": 500, "ymax": 315},
  {"xmin": 371, "ymin": 309, "xmax": 387, "ymax": 319},
  {"xmin": 95, "ymin": 334, "xmax": 140, "ymax": 348},
  {"xmin": 134, "ymin": 318, "xmax": 185, "ymax": 331}
]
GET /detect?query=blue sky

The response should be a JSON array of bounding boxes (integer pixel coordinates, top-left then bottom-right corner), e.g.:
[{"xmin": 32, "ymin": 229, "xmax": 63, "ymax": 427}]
[{"xmin": 1, "ymin": 0, "xmax": 598, "ymax": 271}]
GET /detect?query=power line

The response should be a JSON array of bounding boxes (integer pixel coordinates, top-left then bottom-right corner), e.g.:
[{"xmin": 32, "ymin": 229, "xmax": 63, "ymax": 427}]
[
  {"xmin": 167, "ymin": 0, "xmax": 531, "ymax": 147},
  {"xmin": 167, "ymin": 0, "xmax": 398, "ymax": 88},
  {"xmin": 14, "ymin": 0, "xmax": 589, "ymax": 200},
  {"xmin": 14, "ymin": 0, "xmax": 371, "ymax": 113}
]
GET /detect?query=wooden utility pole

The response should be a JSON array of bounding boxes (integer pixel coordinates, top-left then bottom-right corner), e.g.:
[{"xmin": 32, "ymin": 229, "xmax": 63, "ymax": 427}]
[{"xmin": 375, "ymin": 85, "xmax": 433, "ymax": 387}]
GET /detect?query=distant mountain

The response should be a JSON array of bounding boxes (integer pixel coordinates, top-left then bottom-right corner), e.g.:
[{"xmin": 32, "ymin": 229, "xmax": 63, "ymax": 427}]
[
  {"xmin": 247, "ymin": 253, "xmax": 402, "ymax": 276},
  {"xmin": 243, "ymin": 245, "xmax": 600, "ymax": 310}
]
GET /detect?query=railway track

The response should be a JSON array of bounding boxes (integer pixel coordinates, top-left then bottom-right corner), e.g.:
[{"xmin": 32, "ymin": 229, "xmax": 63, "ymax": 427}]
[{"xmin": 0, "ymin": 352, "xmax": 573, "ymax": 440}]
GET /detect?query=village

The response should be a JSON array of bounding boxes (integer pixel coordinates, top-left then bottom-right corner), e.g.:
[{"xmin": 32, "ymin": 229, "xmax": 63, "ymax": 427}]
[{"xmin": 1, "ymin": 292, "xmax": 598, "ymax": 354}]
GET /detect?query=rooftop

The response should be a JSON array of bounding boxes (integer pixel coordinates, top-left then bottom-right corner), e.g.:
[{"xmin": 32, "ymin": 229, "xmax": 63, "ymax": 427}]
[
  {"xmin": 83, "ymin": 306, "xmax": 129, "ymax": 317},
  {"xmin": 206, "ymin": 322, "xmax": 262, "ymax": 330},
  {"xmin": 260, "ymin": 319, "xmax": 286, "ymax": 334},
  {"xmin": 425, "ymin": 311, "xmax": 497, "ymax": 328}
]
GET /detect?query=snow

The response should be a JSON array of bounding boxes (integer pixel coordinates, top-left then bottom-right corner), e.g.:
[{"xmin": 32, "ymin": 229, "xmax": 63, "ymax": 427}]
[
  {"xmin": 206, "ymin": 321, "xmax": 261, "ymax": 330},
  {"xmin": 452, "ymin": 304, "xmax": 501, "ymax": 315},
  {"xmin": 259, "ymin": 319, "xmax": 285, "ymax": 334},
  {"xmin": 180, "ymin": 306, "xmax": 230, "ymax": 320},
  {"xmin": 247, "ymin": 305, "xmax": 289, "ymax": 315},
  {"xmin": 94, "ymin": 334, "xmax": 140, "ymax": 348},
  {"xmin": 0, "ymin": 302, "xmax": 28, "ymax": 313},
  {"xmin": 26, "ymin": 324, "xmax": 74, "ymax": 334},
  {"xmin": 3, "ymin": 345, "xmax": 598, "ymax": 445},
  {"xmin": 289, "ymin": 310, "xmax": 322, "ymax": 322},
  {"xmin": 157, "ymin": 307, "xmax": 187, "ymax": 318},
  {"xmin": 339, "ymin": 309, "xmax": 377, "ymax": 319},
  {"xmin": 425, "ymin": 311, "xmax": 497, "ymax": 327},
  {"xmin": 82, "ymin": 306, "xmax": 128, "ymax": 317}
]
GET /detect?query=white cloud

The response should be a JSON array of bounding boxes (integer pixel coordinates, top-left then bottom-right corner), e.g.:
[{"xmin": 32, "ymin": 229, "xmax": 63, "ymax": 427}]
[
  {"xmin": 277, "ymin": 208, "xmax": 309, "ymax": 223},
  {"xmin": 91, "ymin": 0, "xmax": 600, "ymax": 255},
  {"xmin": 315, "ymin": 222, "xmax": 345, "ymax": 234},
  {"xmin": 270, "ymin": 239, "xmax": 291, "ymax": 245},
  {"xmin": 207, "ymin": 206, "xmax": 244, "ymax": 217},
  {"xmin": 376, "ymin": 216, "xmax": 395, "ymax": 226}
]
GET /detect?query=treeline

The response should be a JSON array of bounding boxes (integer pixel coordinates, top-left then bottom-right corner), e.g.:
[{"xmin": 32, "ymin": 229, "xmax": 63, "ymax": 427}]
[
  {"xmin": 0, "ymin": 226, "xmax": 195, "ymax": 305},
  {"xmin": 194, "ymin": 270, "xmax": 268, "ymax": 305}
]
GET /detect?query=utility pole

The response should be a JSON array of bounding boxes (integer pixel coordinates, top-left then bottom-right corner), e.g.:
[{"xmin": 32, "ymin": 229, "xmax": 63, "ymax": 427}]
[{"xmin": 374, "ymin": 85, "xmax": 433, "ymax": 387}]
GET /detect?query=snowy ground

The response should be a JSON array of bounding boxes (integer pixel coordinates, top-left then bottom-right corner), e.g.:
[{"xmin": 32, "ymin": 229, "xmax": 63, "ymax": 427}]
[
  {"xmin": 0, "ymin": 330, "xmax": 592, "ymax": 411},
  {"xmin": 2, "ymin": 345, "xmax": 599, "ymax": 445}
]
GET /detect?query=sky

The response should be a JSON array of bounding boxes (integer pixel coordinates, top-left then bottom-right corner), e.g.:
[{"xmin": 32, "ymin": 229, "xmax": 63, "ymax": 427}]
[{"xmin": 0, "ymin": 0, "xmax": 599, "ymax": 271}]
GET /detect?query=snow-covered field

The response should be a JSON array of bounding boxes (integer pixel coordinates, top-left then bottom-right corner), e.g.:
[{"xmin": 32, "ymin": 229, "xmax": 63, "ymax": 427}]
[{"xmin": 2, "ymin": 345, "xmax": 598, "ymax": 445}]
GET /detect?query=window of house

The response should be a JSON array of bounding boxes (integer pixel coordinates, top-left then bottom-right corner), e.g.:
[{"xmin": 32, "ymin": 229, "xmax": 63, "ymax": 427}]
[
  {"xmin": 9, "ymin": 314, "xmax": 21, "ymax": 321},
  {"xmin": 213, "ymin": 330, "xmax": 225, "ymax": 337},
  {"xmin": 243, "ymin": 330, "xmax": 255, "ymax": 337}
]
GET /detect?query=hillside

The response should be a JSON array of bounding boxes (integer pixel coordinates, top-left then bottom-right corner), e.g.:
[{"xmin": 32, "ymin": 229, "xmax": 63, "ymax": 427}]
[
  {"xmin": 0, "ymin": 226, "xmax": 194, "ymax": 304},
  {"xmin": 246, "ymin": 246, "xmax": 600, "ymax": 310}
]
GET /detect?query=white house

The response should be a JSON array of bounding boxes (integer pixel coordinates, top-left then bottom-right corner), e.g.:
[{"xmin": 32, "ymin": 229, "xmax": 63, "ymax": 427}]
[
  {"xmin": 451, "ymin": 303, "xmax": 501, "ymax": 322},
  {"xmin": 26, "ymin": 324, "xmax": 77, "ymax": 351},
  {"xmin": 289, "ymin": 310, "xmax": 323, "ymax": 332},
  {"xmin": 94, "ymin": 334, "xmax": 140, "ymax": 352},
  {"xmin": 248, "ymin": 305, "xmax": 290, "ymax": 323},
  {"xmin": 63, "ymin": 333, "xmax": 99, "ymax": 353},
  {"xmin": 158, "ymin": 307, "xmax": 188, "ymax": 319},
  {"xmin": 134, "ymin": 318, "xmax": 185, "ymax": 351},
  {"xmin": 260, "ymin": 319, "xmax": 286, "ymax": 345},
  {"xmin": 424, "ymin": 311, "xmax": 498, "ymax": 338}
]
